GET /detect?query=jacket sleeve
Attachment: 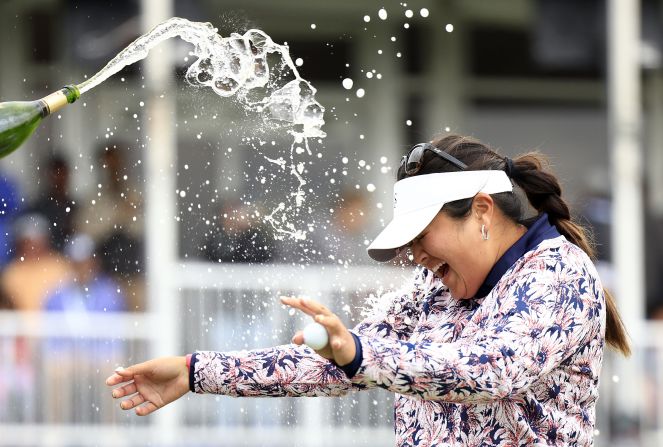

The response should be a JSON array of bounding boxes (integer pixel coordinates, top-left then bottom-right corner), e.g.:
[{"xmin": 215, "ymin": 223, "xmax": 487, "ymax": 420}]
[
  {"xmin": 192, "ymin": 344, "xmax": 353, "ymax": 397},
  {"xmin": 350, "ymin": 265, "xmax": 605, "ymax": 404},
  {"xmin": 192, "ymin": 269, "xmax": 427, "ymax": 397}
]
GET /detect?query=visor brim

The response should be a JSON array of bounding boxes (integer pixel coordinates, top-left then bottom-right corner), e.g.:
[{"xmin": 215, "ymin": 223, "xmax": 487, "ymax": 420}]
[{"xmin": 367, "ymin": 203, "xmax": 442, "ymax": 262}]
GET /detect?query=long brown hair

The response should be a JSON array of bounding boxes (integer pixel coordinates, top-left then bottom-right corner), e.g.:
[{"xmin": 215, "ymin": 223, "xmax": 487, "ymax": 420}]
[{"xmin": 398, "ymin": 134, "xmax": 630, "ymax": 356}]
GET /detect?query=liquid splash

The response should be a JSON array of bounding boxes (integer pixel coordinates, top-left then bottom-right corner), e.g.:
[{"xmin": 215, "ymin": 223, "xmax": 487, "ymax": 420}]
[{"xmin": 77, "ymin": 17, "xmax": 326, "ymax": 240}]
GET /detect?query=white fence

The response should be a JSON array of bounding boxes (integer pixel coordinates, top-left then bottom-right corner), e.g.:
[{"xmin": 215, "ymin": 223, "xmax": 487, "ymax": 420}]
[{"xmin": 0, "ymin": 263, "xmax": 660, "ymax": 446}]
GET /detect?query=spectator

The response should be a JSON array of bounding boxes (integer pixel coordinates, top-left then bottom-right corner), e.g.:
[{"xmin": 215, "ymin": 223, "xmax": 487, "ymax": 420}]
[
  {"xmin": 76, "ymin": 141, "xmax": 144, "ymax": 310},
  {"xmin": 45, "ymin": 233, "xmax": 126, "ymax": 313},
  {"xmin": 200, "ymin": 200, "xmax": 275, "ymax": 264},
  {"xmin": 305, "ymin": 189, "xmax": 371, "ymax": 265},
  {"xmin": 0, "ymin": 213, "xmax": 72, "ymax": 311},
  {"xmin": 28, "ymin": 154, "xmax": 78, "ymax": 252},
  {"xmin": 0, "ymin": 169, "xmax": 22, "ymax": 269}
]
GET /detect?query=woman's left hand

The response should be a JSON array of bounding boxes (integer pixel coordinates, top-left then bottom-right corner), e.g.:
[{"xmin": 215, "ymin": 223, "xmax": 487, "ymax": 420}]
[{"xmin": 280, "ymin": 296, "xmax": 356, "ymax": 366}]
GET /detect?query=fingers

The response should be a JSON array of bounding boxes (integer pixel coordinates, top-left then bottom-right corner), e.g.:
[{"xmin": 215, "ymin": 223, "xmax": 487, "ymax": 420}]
[
  {"xmin": 281, "ymin": 295, "xmax": 343, "ymax": 343},
  {"xmin": 106, "ymin": 359, "xmax": 157, "ymax": 386},
  {"xmin": 300, "ymin": 298, "xmax": 333, "ymax": 316},
  {"xmin": 136, "ymin": 401, "xmax": 159, "ymax": 416},
  {"xmin": 280, "ymin": 296, "xmax": 315, "ymax": 317},
  {"xmin": 118, "ymin": 394, "xmax": 159, "ymax": 416},
  {"xmin": 280, "ymin": 296, "xmax": 333, "ymax": 317},
  {"xmin": 291, "ymin": 330, "xmax": 304, "ymax": 345},
  {"xmin": 106, "ymin": 371, "xmax": 131, "ymax": 386},
  {"xmin": 120, "ymin": 392, "xmax": 145, "ymax": 411},
  {"xmin": 314, "ymin": 313, "xmax": 355, "ymax": 365},
  {"xmin": 281, "ymin": 295, "xmax": 351, "ymax": 361},
  {"xmin": 314, "ymin": 314, "xmax": 346, "ymax": 345},
  {"xmin": 111, "ymin": 382, "xmax": 138, "ymax": 399},
  {"xmin": 105, "ymin": 366, "xmax": 137, "ymax": 386}
]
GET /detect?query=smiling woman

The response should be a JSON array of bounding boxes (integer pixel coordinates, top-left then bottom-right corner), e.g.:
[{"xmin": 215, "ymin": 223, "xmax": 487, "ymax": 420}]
[{"xmin": 106, "ymin": 134, "xmax": 629, "ymax": 447}]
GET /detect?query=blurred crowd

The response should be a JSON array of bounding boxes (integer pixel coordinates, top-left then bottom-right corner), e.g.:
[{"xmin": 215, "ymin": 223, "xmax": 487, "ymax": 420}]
[
  {"xmin": 0, "ymin": 143, "xmax": 143, "ymax": 314},
  {"xmin": 0, "ymin": 142, "xmax": 377, "ymax": 316},
  {"xmin": 1, "ymin": 142, "xmax": 663, "ymax": 319}
]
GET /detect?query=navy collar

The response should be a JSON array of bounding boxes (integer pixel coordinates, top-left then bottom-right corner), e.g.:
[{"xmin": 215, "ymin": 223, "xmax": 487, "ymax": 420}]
[{"xmin": 474, "ymin": 213, "xmax": 561, "ymax": 298}]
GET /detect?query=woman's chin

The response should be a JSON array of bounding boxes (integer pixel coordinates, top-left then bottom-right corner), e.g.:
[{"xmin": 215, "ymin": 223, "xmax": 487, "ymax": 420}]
[{"xmin": 447, "ymin": 284, "xmax": 471, "ymax": 300}]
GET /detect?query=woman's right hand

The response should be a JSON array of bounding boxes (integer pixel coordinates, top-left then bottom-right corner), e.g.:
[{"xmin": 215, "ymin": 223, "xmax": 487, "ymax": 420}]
[{"xmin": 105, "ymin": 356, "xmax": 190, "ymax": 416}]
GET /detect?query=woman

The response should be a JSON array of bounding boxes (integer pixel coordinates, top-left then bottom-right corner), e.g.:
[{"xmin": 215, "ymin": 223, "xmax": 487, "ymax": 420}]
[{"xmin": 107, "ymin": 134, "xmax": 630, "ymax": 446}]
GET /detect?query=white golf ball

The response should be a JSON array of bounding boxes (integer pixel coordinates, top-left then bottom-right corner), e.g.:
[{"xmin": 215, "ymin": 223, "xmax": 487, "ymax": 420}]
[{"xmin": 303, "ymin": 322, "xmax": 329, "ymax": 350}]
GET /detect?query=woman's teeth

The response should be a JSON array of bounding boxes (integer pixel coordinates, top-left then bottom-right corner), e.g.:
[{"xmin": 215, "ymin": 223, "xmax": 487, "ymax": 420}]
[{"xmin": 432, "ymin": 262, "xmax": 447, "ymax": 275}]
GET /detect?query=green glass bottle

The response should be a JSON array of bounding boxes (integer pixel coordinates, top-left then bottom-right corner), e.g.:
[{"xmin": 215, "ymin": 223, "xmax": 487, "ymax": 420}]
[{"xmin": 0, "ymin": 85, "xmax": 80, "ymax": 158}]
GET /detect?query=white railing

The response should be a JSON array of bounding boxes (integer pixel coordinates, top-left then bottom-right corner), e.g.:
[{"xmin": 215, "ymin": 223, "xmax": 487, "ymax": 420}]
[{"xmin": 0, "ymin": 263, "xmax": 660, "ymax": 446}]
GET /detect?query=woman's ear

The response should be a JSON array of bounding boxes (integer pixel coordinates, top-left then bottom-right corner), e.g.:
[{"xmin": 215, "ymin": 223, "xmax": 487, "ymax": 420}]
[{"xmin": 472, "ymin": 193, "xmax": 494, "ymax": 225}]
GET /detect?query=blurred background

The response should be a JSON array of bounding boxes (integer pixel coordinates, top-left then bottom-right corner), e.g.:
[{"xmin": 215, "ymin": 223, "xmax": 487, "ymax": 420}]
[{"xmin": 0, "ymin": 0, "xmax": 661, "ymax": 445}]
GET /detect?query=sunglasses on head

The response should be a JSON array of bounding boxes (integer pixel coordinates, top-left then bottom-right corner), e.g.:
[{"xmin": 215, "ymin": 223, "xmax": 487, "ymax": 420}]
[{"xmin": 400, "ymin": 143, "xmax": 467, "ymax": 176}]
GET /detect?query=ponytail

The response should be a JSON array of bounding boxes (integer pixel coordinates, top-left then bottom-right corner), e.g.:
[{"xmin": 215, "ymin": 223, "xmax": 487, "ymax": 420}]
[{"xmin": 510, "ymin": 153, "xmax": 631, "ymax": 356}]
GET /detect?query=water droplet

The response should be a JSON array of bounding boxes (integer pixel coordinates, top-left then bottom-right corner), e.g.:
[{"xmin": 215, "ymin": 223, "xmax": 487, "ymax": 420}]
[
  {"xmin": 446, "ymin": 24, "xmax": 454, "ymax": 32},
  {"xmin": 378, "ymin": 8, "xmax": 388, "ymax": 20},
  {"xmin": 295, "ymin": 58, "xmax": 303, "ymax": 66},
  {"xmin": 405, "ymin": 9, "xmax": 413, "ymax": 18},
  {"xmin": 139, "ymin": 101, "xmax": 145, "ymax": 107},
  {"xmin": 367, "ymin": 183, "xmax": 376, "ymax": 192},
  {"xmin": 406, "ymin": 120, "xmax": 412, "ymax": 126},
  {"xmin": 356, "ymin": 88, "xmax": 365, "ymax": 98},
  {"xmin": 310, "ymin": 23, "xmax": 317, "ymax": 29},
  {"xmin": 420, "ymin": 8, "xmax": 430, "ymax": 18},
  {"xmin": 179, "ymin": 191, "xmax": 186, "ymax": 198},
  {"xmin": 342, "ymin": 78, "xmax": 354, "ymax": 89},
  {"xmin": 363, "ymin": 15, "xmax": 371, "ymax": 23}
]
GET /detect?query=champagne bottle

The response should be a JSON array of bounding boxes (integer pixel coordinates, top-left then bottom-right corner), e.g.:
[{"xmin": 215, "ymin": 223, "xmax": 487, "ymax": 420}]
[{"xmin": 0, "ymin": 85, "xmax": 80, "ymax": 158}]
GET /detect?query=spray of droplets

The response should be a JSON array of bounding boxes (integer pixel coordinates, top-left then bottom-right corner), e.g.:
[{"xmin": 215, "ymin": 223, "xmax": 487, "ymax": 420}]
[{"xmin": 76, "ymin": 17, "xmax": 327, "ymax": 240}]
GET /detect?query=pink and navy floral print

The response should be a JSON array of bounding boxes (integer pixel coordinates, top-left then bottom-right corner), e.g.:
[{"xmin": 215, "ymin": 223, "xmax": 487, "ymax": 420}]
[{"xmin": 191, "ymin": 216, "xmax": 605, "ymax": 446}]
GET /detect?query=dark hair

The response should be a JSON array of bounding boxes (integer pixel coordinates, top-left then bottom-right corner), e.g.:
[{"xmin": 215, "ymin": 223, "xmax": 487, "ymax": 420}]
[{"xmin": 399, "ymin": 134, "xmax": 630, "ymax": 356}]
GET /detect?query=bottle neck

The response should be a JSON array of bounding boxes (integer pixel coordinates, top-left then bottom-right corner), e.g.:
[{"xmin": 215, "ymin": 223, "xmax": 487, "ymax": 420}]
[{"xmin": 38, "ymin": 85, "xmax": 81, "ymax": 117}]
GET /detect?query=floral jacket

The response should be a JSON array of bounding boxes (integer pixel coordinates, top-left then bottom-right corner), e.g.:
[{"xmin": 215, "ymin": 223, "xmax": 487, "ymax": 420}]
[{"xmin": 191, "ymin": 229, "xmax": 606, "ymax": 446}]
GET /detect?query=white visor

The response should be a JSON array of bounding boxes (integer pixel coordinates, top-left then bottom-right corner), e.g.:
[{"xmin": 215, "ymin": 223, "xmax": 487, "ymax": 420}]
[{"xmin": 367, "ymin": 170, "xmax": 513, "ymax": 262}]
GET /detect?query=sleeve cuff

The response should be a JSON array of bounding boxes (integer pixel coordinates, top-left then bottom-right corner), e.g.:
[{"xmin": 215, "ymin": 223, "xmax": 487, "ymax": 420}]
[
  {"xmin": 339, "ymin": 333, "xmax": 363, "ymax": 379},
  {"xmin": 188, "ymin": 353, "xmax": 197, "ymax": 392}
]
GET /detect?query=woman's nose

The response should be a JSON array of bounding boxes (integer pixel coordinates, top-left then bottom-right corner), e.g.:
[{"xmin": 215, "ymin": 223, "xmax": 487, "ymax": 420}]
[{"xmin": 411, "ymin": 242, "xmax": 428, "ymax": 266}]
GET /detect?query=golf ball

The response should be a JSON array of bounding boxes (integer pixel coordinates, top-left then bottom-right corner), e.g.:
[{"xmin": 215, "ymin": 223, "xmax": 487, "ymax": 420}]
[{"xmin": 303, "ymin": 322, "xmax": 329, "ymax": 350}]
